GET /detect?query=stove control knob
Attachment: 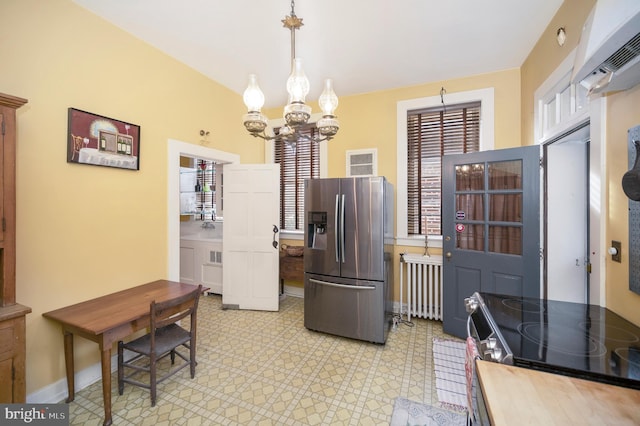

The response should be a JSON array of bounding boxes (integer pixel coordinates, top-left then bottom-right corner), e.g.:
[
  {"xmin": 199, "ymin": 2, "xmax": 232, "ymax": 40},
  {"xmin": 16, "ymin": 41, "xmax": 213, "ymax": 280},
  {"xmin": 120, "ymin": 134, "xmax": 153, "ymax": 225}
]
[
  {"xmin": 484, "ymin": 337, "xmax": 497, "ymax": 349},
  {"xmin": 484, "ymin": 347, "xmax": 503, "ymax": 362},
  {"xmin": 464, "ymin": 297, "xmax": 479, "ymax": 313}
]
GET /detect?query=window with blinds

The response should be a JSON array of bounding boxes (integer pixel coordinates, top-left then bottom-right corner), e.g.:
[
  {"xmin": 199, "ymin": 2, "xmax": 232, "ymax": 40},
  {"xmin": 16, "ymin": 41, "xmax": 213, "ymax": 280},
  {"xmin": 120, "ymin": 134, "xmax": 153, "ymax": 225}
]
[
  {"xmin": 274, "ymin": 126, "xmax": 320, "ymax": 231},
  {"xmin": 407, "ymin": 101, "xmax": 480, "ymax": 235}
]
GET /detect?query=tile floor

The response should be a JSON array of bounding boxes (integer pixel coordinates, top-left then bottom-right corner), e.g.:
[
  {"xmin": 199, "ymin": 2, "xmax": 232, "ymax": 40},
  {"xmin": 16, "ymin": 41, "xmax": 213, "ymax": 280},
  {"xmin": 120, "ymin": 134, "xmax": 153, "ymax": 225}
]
[{"xmin": 66, "ymin": 294, "xmax": 455, "ymax": 425}]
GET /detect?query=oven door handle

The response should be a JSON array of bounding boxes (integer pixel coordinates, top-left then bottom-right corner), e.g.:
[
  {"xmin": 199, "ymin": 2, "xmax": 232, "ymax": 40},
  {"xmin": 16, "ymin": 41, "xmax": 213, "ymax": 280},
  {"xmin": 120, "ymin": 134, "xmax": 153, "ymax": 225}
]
[{"xmin": 466, "ymin": 314, "xmax": 473, "ymax": 339}]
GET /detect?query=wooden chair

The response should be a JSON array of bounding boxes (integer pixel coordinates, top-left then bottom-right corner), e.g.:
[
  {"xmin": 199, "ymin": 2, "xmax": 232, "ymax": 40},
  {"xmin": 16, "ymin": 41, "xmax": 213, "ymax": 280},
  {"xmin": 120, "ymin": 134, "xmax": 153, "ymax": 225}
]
[
  {"xmin": 117, "ymin": 284, "xmax": 202, "ymax": 406},
  {"xmin": 70, "ymin": 134, "xmax": 83, "ymax": 160}
]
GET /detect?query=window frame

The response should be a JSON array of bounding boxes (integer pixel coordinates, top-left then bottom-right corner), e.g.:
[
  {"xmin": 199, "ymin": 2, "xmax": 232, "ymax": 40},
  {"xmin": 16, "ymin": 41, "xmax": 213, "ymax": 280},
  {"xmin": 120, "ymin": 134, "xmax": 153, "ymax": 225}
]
[
  {"xmin": 265, "ymin": 113, "xmax": 328, "ymax": 240},
  {"xmin": 396, "ymin": 88, "xmax": 495, "ymax": 248}
]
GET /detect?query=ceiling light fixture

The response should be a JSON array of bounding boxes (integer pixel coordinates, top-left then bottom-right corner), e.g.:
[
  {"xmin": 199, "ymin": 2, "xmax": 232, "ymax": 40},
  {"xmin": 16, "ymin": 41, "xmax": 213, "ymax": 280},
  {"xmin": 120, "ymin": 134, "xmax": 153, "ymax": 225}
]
[{"xmin": 242, "ymin": 0, "xmax": 339, "ymax": 144}]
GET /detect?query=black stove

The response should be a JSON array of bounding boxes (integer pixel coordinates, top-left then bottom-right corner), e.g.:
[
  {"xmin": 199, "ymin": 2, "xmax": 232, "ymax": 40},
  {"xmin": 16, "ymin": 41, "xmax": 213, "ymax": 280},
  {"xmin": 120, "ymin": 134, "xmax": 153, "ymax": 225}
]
[{"xmin": 466, "ymin": 292, "xmax": 640, "ymax": 390}]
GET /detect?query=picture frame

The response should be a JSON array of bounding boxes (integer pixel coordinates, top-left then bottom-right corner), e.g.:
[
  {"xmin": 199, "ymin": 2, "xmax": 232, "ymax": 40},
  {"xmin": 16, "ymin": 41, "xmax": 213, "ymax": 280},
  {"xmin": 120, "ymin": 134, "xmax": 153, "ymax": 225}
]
[{"xmin": 67, "ymin": 108, "xmax": 140, "ymax": 170}]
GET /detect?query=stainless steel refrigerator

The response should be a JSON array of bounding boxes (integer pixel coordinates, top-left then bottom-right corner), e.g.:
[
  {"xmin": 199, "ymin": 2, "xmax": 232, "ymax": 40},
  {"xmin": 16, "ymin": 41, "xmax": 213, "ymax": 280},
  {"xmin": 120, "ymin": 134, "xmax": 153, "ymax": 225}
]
[{"xmin": 303, "ymin": 177, "xmax": 394, "ymax": 344}]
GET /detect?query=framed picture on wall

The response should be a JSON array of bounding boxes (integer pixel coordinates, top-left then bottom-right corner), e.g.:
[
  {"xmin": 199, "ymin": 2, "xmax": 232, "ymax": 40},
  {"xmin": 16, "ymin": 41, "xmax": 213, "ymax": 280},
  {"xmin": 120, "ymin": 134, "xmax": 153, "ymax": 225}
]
[{"xmin": 67, "ymin": 108, "xmax": 141, "ymax": 170}]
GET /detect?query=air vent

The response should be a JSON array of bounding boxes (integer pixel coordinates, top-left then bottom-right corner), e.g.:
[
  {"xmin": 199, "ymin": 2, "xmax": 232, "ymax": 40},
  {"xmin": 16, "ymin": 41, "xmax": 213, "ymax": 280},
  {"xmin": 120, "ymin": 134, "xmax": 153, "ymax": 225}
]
[
  {"xmin": 346, "ymin": 149, "xmax": 377, "ymax": 177},
  {"xmin": 602, "ymin": 32, "xmax": 640, "ymax": 72},
  {"xmin": 571, "ymin": 1, "xmax": 640, "ymax": 94}
]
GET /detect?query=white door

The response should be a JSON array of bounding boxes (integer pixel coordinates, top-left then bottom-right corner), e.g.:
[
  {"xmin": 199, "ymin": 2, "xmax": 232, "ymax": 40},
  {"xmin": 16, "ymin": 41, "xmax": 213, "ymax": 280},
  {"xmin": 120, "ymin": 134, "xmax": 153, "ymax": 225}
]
[
  {"xmin": 545, "ymin": 126, "xmax": 589, "ymax": 303},
  {"xmin": 222, "ymin": 164, "xmax": 280, "ymax": 311}
]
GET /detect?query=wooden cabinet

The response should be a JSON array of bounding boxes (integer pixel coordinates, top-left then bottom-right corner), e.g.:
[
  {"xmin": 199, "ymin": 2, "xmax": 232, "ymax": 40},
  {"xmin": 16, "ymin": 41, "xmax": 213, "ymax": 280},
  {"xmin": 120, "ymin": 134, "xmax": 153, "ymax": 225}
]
[
  {"xmin": 0, "ymin": 304, "xmax": 30, "ymax": 402},
  {"xmin": 0, "ymin": 92, "xmax": 30, "ymax": 403},
  {"xmin": 279, "ymin": 254, "xmax": 304, "ymax": 283}
]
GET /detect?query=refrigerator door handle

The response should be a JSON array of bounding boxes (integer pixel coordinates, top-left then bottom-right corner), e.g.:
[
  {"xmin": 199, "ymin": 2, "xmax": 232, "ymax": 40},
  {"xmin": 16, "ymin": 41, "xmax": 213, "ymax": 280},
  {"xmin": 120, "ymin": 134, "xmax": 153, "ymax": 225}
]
[
  {"xmin": 309, "ymin": 278, "xmax": 375, "ymax": 290},
  {"xmin": 340, "ymin": 194, "xmax": 346, "ymax": 263},
  {"xmin": 334, "ymin": 194, "xmax": 340, "ymax": 263}
]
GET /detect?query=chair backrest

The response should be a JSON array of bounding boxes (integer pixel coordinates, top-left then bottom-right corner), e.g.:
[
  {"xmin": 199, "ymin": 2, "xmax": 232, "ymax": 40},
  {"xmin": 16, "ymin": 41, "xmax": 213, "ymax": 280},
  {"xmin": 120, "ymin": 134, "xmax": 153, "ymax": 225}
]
[{"xmin": 150, "ymin": 284, "xmax": 202, "ymax": 333}]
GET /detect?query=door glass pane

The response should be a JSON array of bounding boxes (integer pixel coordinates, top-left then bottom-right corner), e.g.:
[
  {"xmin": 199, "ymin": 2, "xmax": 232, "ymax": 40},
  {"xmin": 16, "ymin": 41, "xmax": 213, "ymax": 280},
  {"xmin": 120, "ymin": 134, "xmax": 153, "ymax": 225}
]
[
  {"xmin": 488, "ymin": 160, "xmax": 522, "ymax": 190},
  {"xmin": 489, "ymin": 226, "xmax": 522, "ymax": 255},
  {"xmin": 455, "ymin": 194, "xmax": 484, "ymax": 221},
  {"xmin": 545, "ymin": 97, "xmax": 557, "ymax": 130},
  {"xmin": 489, "ymin": 194, "xmax": 522, "ymax": 223},
  {"xmin": 456, "ymin": 164, "xmax": 484, "ymax": 190},
  {"xmin": 456, "ymin": 224, "xmax": 484, "ymax": 251}
]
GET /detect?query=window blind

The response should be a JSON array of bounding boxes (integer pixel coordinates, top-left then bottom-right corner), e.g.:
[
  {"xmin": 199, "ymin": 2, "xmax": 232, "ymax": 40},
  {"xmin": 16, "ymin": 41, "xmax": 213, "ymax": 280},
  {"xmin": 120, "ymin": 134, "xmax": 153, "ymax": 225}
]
[
  {"xmin": 274, "ymin": 126, "xmax": 320, "ymax": 231},
  {"xmin": 407, "ymin": 101, "xmax": 480, "ymax": 235}
]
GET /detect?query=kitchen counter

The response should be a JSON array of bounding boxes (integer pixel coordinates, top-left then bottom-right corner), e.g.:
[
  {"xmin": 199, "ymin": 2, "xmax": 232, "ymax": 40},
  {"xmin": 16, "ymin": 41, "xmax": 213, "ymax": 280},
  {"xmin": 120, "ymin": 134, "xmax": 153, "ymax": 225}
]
[
  {"xmin": 180, "ymin": 233, "xmax": 222, "ymax": 242},
  {"xmin": 476, "ymin": 360, "xmax": 640, "ymax": 425}
]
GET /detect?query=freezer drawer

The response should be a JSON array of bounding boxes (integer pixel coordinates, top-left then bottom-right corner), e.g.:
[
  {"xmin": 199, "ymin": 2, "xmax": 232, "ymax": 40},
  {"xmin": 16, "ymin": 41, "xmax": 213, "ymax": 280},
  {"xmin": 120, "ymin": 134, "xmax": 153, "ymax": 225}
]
[{"xmin": 304, "ymin": 273, "xmax": 390, "ymax": 344}]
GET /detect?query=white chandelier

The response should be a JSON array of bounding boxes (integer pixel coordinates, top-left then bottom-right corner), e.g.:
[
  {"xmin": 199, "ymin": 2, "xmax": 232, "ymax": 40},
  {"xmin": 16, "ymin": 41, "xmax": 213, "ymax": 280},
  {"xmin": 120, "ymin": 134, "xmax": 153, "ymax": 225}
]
[{"xmin": 242, "ymin": 0, "xmax": 339, "ymax": 144}]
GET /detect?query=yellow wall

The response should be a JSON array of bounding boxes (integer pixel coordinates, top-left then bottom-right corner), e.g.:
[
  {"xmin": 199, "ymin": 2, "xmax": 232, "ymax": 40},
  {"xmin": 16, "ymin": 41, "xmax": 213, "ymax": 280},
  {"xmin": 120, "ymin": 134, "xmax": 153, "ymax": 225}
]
[
  {"xmin": 520, "ymin": 0, "xmax": 640, "ymax": 326},
  {"xmin": 1, "ymin": 0, "xmax": 259, "ymax": 394},
  {"xmin": 605, "ymin": 85, "xmax": 640, "ymax": 325}
]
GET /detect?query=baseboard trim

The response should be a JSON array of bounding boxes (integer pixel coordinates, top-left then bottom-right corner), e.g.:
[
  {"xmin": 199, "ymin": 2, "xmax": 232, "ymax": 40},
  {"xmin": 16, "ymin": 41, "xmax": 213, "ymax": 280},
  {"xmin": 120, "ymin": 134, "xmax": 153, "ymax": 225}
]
[
  {"xmin": 28, "ymin": 354, "xmax": 119, "ymax": 403},
  {"xmin": 283, "ymin": 284, "xmax": 304, "ymax": 298}
]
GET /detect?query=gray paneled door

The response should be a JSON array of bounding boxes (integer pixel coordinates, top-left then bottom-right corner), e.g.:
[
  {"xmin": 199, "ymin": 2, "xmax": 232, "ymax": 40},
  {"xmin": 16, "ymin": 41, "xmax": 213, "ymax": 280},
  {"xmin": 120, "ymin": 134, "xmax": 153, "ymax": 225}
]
[{"xmin": 442, "ymin": 146, "xmax": 541, "ymax": 338}]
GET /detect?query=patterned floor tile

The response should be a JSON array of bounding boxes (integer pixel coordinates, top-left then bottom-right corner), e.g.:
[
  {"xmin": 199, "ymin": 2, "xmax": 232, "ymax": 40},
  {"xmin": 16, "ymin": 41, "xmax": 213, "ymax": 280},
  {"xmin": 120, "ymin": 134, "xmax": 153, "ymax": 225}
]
[{"xmin": 66, "ymin": 294, "xmax": 455, "ymax": 425}]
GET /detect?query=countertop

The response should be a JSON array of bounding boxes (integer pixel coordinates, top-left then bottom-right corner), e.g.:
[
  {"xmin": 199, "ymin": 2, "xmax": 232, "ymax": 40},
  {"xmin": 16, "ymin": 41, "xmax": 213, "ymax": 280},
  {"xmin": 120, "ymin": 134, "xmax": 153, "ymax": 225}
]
[
  {"xmin": 476, "ymin": 360, "xmax": 640, "ymax": 425},
  {"xmin": 180, "ymin": 233, "xmax": 222, "ymax": 242}
]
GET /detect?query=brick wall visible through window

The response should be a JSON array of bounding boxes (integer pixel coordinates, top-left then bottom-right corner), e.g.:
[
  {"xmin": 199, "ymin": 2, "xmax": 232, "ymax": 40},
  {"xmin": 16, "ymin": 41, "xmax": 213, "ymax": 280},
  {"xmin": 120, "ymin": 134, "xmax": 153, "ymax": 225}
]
[{"xmin": 407, "ymin": 102, "xmax": 480, "ymax": 235}]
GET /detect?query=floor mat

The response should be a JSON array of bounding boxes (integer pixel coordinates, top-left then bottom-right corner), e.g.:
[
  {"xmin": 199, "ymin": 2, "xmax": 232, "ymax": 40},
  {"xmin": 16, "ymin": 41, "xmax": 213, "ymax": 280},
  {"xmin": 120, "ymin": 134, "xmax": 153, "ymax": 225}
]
[
  {"xmin": 432, "ymin": 337, "xmax": 467, "ymax": 411},
  {"xmin": 390, "ymin": 397, "xmax": 467, "ymax": 426}
]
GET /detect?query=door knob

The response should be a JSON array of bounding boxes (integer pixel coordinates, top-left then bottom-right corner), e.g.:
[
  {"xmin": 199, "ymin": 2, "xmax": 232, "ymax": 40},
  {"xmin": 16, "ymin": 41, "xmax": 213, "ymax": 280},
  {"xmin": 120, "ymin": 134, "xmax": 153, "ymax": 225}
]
[{"xmin": 445, "ymin": 252, "xmax": 452, "ymax": 260}]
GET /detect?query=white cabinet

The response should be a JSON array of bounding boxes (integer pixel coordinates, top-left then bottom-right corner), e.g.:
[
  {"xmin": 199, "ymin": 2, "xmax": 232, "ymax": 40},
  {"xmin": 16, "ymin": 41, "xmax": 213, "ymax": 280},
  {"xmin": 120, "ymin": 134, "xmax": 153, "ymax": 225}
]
[
  {"xmin": 180, "ymin": 239, "xmax": 223, "ymax": 294},
  {"xmin": 179, "ymin": 244, "xmax": 197, "ymax": 285}
]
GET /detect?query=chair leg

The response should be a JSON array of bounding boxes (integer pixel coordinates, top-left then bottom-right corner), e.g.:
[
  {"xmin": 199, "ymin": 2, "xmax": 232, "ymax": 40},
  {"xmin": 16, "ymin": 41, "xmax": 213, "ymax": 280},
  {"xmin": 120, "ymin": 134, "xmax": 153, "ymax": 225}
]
[
  {"xmin": 170, "ymin": 350, "xmax": 175, "ymax": 365},
  {"xmin": 150, "ymin": 353, "xmax": 156, "ymax": 407},
  {"xmin": 190, "ymin": 339, "xmax": 196, "ymax": 379},
  {"xmin": 117, "ymin": 341, "xmax": 124, "ymax": 395}
]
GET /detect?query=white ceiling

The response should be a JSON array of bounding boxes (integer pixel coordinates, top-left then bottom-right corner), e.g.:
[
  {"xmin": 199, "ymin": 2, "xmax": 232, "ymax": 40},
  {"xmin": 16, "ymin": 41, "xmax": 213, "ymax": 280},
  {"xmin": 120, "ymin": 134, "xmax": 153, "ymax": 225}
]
[{"xmin": 72, "ymin": 0, "xmax": 564, "ymax": 108}]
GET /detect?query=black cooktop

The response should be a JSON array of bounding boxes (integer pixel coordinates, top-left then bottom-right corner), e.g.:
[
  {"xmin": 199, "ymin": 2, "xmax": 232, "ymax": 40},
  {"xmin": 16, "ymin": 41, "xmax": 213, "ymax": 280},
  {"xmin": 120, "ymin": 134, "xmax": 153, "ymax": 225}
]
[{"xmin": 480, "ymin": 292, "xmax": 640, "ymax": 390}]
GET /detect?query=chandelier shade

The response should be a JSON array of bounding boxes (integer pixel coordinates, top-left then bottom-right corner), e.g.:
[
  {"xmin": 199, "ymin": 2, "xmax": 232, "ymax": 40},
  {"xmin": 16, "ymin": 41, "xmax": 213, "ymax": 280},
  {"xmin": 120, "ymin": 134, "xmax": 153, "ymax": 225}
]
[
  {"xmin": 286, "ymin": 58, "xmax": 310, "ymax": 104},
  {"xmin": 242, "ymin": 0, "xmax": 339, "ymax": 144},
  {"xmin": 243, "ymin": 74, "xmax": 265, "ymax": 113}
]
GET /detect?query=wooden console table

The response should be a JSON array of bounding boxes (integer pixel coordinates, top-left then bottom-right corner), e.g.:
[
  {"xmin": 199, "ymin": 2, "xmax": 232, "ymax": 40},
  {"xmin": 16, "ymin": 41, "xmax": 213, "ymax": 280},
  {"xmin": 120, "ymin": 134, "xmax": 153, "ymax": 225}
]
[
  {"xmin": 43, "ymin": 280, "xmax": 201, "ymax": 426},
  {"xmin": 279, "ymin": 253, "xmax": 304, "ymax": 289}
]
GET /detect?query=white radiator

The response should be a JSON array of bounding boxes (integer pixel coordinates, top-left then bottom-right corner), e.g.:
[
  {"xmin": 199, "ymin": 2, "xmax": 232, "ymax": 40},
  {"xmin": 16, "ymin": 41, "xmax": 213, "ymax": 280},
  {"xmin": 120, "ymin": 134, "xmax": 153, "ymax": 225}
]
[{"xmin": 400, "ymin": 253, "xmax": 444, "ymax": 321}]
